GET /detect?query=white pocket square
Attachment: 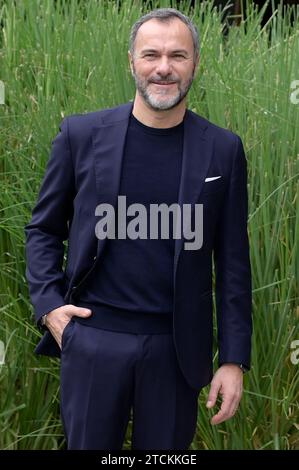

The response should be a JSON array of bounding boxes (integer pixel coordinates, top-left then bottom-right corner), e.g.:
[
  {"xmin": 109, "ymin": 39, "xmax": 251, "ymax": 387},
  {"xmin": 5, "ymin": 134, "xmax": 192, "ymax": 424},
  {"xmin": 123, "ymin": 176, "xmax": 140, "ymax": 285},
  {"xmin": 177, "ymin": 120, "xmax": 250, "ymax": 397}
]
[{"xmin": 205, "ymin": 176, "xmax": 222, "ymax": 182}]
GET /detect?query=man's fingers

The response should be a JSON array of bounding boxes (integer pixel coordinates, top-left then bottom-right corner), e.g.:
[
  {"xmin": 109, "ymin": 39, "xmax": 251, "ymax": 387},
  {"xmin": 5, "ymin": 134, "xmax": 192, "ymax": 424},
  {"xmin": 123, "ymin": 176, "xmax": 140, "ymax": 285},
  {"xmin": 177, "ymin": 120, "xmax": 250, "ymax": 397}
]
[
  {"xmin": 65, "ymin": 305, "xmax": 92, "ymax": 317},
  {"xmin": 210, "ymin": 394, "xmax": 240, "ymax": 425},
  {"xmin": 206, "ymin": 380, "xmax": 221, "ymax": 408},
  {"xmin": 210, "ymin": 398, "xmax": 232, "ymax": 425},
  {"xmin": 211, "ymin": 409, "xmax": 229, "ymax": 425},
  {"xmin": 227, "ymin": 385, "xmax": 242, "ymax": 417},
  {"xmin": 228, "ymin": 396, "xmax": 241, "ymax": 417}
]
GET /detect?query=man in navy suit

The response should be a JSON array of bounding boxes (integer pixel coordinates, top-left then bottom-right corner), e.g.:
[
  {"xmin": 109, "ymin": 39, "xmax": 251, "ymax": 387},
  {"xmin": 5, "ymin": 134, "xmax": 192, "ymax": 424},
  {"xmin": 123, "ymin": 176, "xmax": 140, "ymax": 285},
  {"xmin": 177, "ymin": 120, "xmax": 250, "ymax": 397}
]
[{"xmin": 25, "ymin": 7, "xmax": 252, "ymax": 450}]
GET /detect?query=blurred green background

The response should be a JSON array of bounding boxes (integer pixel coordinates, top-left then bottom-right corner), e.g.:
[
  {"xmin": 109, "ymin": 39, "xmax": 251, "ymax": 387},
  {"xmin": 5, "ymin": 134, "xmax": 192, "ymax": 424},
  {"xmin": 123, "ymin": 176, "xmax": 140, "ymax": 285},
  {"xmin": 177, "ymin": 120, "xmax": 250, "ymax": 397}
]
[{"xmin": 0, "ymin": 0, "xmax": 298, "ymax": 450}]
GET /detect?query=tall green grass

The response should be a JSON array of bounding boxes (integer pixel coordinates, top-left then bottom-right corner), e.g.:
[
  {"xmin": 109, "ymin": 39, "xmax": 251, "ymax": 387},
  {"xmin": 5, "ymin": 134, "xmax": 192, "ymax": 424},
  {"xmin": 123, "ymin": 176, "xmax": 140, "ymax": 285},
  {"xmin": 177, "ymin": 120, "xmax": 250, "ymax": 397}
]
[{"xmin": 0, "ymin": 0, "xmax": 298, "ymax": 450}]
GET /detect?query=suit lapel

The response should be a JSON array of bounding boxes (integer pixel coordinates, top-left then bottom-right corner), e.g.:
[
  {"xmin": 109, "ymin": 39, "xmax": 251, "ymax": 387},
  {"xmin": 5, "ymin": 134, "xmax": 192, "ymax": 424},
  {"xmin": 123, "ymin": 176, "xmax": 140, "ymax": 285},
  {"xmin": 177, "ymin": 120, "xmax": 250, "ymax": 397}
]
[
  {"xmin": 92, "ymin": 102, "xmax": 133, "ymax": 260},
  {"xmin": 173, "ymin": 111, "xmax": 214, "ymax": 274}
]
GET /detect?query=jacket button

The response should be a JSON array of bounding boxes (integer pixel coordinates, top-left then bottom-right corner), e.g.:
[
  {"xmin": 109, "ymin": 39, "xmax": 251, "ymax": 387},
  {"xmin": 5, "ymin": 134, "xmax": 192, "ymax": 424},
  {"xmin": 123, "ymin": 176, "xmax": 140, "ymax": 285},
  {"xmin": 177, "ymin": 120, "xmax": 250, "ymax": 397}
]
[{"xmin": 72, "ymin": 286, "xmax": 77, "ymax": 290}]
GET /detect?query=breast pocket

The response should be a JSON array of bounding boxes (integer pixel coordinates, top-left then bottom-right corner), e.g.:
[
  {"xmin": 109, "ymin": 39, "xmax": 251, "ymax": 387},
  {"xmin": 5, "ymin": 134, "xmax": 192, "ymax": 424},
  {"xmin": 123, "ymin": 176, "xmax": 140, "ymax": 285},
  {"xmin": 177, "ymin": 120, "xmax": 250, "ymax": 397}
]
[{"xmin": 202, "ymin": 177, "xmax": 226, "ymax": 195}]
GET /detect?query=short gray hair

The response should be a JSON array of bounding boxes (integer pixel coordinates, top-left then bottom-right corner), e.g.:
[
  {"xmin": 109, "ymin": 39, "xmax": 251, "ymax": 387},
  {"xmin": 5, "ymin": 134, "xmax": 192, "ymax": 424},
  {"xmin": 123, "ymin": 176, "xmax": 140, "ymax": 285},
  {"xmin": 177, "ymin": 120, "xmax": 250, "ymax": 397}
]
[{"xmin": 129, "ymin": 8, "xmax": 199, "ymax": 63}]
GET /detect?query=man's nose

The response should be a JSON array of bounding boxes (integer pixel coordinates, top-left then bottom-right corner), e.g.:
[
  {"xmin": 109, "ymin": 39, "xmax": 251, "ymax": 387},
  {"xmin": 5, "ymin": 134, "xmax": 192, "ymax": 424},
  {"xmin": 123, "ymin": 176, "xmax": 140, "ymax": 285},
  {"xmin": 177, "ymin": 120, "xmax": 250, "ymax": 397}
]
[{"xmin": 155, "ymin": 56, "xmax": 172, "ymax": 76}]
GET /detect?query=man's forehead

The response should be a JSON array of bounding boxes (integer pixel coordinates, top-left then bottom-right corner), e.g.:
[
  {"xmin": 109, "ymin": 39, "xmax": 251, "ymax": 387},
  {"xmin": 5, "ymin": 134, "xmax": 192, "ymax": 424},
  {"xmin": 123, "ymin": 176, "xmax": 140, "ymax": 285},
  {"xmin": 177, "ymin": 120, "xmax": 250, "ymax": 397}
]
[{"xmin": 135, "ymin": 18, "xmax": 193, "ymax": 49}]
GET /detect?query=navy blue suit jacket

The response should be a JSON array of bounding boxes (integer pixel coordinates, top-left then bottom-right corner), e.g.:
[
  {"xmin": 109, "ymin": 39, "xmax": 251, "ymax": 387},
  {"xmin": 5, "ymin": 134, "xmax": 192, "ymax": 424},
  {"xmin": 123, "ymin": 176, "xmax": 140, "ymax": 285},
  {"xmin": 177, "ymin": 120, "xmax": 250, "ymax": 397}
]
[{"xmin": 24, "ymin": 101, "xmax": 252, "ymax": 391}]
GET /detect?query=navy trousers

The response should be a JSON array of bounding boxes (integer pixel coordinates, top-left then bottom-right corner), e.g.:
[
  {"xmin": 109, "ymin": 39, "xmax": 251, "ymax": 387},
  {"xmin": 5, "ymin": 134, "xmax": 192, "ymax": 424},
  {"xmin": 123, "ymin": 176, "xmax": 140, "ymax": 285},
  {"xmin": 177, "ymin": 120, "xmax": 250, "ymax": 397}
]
[{"xmin": 60, "ymin": 319, "xmax": 200, "ymax": 450}]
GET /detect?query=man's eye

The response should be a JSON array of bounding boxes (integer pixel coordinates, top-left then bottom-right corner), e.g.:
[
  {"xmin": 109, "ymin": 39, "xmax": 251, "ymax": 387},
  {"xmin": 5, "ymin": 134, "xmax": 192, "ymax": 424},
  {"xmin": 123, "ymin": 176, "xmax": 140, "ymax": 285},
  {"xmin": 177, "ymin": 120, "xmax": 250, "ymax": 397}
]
[
  {"xmin": 144, "ymin": 54, "xmax": 156, "ymax": 58},
  {"xmin": 173, "ymin": 54, "xmax": 185, "ymax": 59}
]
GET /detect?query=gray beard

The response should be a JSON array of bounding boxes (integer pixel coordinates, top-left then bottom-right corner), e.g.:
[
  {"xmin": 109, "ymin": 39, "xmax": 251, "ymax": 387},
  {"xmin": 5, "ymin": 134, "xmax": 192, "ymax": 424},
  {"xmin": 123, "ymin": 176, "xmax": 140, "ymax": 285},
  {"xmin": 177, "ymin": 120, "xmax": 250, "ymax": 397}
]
[{"xmin": 132, "ymin": 68, "xmax": 195, "ymax": 111}]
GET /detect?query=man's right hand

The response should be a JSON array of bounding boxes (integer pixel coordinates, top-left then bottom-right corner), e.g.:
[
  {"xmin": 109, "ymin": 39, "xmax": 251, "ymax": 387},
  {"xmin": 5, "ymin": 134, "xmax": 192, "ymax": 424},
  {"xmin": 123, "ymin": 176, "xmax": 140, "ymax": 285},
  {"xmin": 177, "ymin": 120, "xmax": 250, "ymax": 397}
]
[{"xmin": 44, "ymin": 305, "xmax": 92, "ymax": 350}]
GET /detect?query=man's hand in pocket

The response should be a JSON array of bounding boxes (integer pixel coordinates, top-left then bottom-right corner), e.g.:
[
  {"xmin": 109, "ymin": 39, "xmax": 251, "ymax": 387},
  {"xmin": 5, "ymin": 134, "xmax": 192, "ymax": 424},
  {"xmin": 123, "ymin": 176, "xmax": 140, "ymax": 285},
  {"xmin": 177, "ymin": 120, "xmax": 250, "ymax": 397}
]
[{"xmin": 44, "ymin": 305, "xmax": 92, "ymax": 349}]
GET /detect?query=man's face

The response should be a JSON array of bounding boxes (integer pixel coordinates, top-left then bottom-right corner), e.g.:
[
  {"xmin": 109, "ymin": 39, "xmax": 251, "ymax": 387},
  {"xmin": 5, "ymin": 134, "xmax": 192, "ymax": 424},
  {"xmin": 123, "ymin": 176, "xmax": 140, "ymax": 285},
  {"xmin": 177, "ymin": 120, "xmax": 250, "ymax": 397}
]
[{"xmin": 129, "ymin": 18, "xmax": 199, "ymax": 111}]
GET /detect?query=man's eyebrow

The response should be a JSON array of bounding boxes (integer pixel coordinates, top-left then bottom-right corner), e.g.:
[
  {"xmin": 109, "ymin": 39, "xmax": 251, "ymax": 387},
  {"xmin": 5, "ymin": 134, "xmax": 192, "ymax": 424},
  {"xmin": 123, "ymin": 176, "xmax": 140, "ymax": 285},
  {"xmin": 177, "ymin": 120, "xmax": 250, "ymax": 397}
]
[
  {"xmin": 170, "ymin": 49, "xmax": 189, "ymax": 55},
  {"xmin": 140, "ymin": 48, "xmax": 189, "ymax": 55},
  {"xmin": 140, "ymin": 48, "xmax": 160, "ymax": 54}
]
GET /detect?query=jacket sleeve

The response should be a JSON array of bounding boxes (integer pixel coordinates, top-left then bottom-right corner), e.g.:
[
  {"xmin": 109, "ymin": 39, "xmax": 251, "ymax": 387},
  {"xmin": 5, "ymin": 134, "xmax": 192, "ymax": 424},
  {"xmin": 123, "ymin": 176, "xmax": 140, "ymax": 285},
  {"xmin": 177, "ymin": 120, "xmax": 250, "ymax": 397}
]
[
  {"xmin": 213, "ymin": 135, "xmax": 252, "ymax": 370},
  {"xmin": 24, "ymin": 117, "xmax": 75, "ymax": 324}
]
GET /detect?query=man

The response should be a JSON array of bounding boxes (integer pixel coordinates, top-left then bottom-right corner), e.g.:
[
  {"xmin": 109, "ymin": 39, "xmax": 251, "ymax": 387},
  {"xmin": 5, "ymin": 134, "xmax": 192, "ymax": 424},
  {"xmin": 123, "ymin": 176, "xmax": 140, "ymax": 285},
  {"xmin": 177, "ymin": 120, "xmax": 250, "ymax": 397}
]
[{"xmin": 25, "ymin": 8, "xmax": 252, "ymax": 450}]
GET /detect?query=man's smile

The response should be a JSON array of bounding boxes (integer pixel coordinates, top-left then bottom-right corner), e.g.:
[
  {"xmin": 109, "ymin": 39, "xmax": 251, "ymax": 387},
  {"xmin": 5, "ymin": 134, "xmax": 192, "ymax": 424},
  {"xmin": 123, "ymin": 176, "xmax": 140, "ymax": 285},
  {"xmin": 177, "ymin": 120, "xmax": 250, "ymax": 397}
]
[{"xmin": 150, "ymin": 81, "xmax": 177, "ymax": 87}]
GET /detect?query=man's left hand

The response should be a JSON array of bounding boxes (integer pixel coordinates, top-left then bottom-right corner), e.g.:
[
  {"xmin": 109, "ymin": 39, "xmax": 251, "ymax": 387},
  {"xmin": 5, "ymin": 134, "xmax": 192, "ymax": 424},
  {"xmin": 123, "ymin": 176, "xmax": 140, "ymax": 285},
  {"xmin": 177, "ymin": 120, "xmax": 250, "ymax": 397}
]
[{"xmin": 206, "ymin": 363, "xmax": 243, "ymax": 425}]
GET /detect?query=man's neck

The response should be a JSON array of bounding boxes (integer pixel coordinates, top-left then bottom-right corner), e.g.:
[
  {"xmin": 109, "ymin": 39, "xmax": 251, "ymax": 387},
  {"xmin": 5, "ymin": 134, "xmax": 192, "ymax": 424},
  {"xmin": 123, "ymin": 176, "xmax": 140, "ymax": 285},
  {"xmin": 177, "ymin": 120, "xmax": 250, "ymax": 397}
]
[{"xmin": 132, "ymin": 93, "xmax": 186, "ymax": 129}]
